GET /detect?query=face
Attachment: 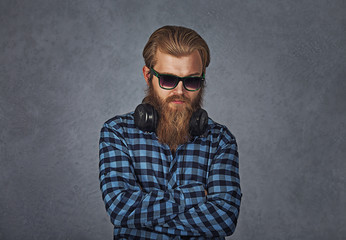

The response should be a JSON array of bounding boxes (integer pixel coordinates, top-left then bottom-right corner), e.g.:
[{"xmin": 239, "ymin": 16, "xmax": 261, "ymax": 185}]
[{"xmin": 143, "ymin": 49, "xmax": 203, "ymax": 110}]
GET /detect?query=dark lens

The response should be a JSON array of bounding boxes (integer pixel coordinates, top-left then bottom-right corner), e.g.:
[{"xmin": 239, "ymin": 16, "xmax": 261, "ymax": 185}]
[
  {"xmin": 184, "ymin": 77, "xmax": 202, "ymax": 90},
  {"xmin": 160, "ymin": 75, "xmax": 178, "ymax": 89}
]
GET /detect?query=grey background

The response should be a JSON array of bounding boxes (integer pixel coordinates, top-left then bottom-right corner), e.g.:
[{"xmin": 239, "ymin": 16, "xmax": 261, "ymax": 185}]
[{"xmin": 0, "ymin": 0, "xmax": 345, "ymax": 239}]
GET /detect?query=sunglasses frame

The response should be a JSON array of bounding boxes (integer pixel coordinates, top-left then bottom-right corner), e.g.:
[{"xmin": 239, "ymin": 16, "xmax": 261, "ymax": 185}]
[{"xmin": 150, "ymin": 68, "xmax": 205, "ymax": 92}]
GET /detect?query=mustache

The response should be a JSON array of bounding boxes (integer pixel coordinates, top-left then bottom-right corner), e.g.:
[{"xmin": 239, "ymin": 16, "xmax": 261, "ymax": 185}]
[{"xmin": 165, "ymin": 95, "xmax": 191, "ymax": 104}]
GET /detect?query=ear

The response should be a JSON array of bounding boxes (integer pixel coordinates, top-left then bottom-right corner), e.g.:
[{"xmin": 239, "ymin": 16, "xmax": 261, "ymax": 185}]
[{"xmin": 142, "ymin": 66, "xmax": 151, "ymax": 86}]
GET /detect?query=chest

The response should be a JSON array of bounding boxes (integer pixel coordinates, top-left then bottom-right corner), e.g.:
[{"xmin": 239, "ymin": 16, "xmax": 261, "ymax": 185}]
[{"xmin": 127, "ymin": 136, "xmax": 214, "ymax": 190}]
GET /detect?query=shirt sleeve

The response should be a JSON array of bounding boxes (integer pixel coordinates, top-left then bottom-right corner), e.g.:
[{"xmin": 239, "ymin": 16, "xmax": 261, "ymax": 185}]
[
  {"xmin": 99, "ymin": 122, "xmax": 207, "ymax": 229},
  {"xmin": 150, "ymin": 129, "xmax": 242, "ymax": 237}
]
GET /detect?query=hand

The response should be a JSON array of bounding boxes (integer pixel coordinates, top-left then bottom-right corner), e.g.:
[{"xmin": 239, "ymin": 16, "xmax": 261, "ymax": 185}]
[{"xmin": 204, "ymin": 189, "xmax": 208, "ymax": 196}]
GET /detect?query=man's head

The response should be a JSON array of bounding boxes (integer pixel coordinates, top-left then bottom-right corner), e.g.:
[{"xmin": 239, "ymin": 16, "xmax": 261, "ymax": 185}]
[
  {"xmin": 142, "ymin": 25, "xmax": 210, "ymax": 109},
  {"xmin": 141, "ymin": 26, "xmax": 210, "ymax": 151}
]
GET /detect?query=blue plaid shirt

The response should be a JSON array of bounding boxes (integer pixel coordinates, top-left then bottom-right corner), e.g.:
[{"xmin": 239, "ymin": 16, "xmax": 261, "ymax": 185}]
[{"xmin": 99, "ymin": 112, "xmax": 241, "ymax": 240}]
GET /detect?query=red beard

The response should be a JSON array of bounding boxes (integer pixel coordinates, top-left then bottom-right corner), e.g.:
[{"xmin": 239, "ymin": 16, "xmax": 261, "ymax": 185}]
[{"xmin": 143, "ymin": 84, "xmax": 203, "ymax": 153}]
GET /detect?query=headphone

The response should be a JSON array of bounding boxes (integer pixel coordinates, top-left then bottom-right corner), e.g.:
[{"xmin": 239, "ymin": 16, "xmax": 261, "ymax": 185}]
[{"xmin": 134, "ymin": 103, "xmax": 208, "ymax": 136}]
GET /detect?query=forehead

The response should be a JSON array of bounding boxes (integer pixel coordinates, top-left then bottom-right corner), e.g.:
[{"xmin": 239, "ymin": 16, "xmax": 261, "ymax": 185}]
[{"xmin": 154, "ymin": 49, "xmax": 203, "ymax": 76}]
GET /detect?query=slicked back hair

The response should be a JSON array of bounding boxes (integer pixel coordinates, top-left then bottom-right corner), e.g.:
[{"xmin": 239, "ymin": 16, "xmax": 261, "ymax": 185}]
[{"xmin": 143, "ymin": 25, "xmax": 210, "ymax": 73}]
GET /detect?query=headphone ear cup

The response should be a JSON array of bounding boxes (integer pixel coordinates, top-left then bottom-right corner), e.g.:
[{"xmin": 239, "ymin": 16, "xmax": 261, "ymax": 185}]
[
  {"xmin": 134, "ymin": 103, "xmax": 158, "ymax": 132},
  {"xmin": 189, "ymin": 108, "xmax": 208, "ymax": 136}
]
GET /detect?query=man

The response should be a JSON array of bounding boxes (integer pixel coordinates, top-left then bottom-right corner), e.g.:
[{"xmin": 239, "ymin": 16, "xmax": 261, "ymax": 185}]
[{"xmin": 99, "ymin": 25, "xmax": 242, "ymax": 239}]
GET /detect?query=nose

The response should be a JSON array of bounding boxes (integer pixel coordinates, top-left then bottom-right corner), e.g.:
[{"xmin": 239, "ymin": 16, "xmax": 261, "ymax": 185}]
[{"xmin": 173, "ymin": 81, "xmax": 184, "ymax": 95}]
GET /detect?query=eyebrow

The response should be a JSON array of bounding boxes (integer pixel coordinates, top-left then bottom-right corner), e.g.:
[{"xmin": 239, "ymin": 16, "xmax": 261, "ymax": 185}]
[{"xmin": 160, "ymin": 72, "xmax": 202, "ymax": 77}]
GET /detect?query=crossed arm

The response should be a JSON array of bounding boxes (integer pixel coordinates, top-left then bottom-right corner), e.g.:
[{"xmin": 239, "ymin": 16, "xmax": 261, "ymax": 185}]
[{"xmin": 99, "ymin": 123, "xmax": 242, "ymax": 237}]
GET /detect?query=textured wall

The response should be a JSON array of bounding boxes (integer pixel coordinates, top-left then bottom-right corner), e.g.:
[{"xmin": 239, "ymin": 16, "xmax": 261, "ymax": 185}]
[{"xmin": 1, "ymin": 0, "xmax": 345, "ymax": 239}]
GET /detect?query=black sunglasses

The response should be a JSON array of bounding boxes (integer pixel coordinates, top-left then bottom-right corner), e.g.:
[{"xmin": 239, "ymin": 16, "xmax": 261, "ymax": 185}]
[{"xmin": 150, "ymin": 68, "xmax": 205, "ymax": 91}]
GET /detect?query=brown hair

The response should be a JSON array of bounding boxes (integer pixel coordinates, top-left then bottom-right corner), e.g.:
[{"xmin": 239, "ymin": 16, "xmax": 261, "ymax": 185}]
[{"xmin": 142, "ymin": 25, "xmax": 210, "ymax": 72}]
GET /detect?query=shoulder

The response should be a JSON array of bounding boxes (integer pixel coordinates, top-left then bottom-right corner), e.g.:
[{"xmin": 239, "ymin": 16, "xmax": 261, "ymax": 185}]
[
  {"xmin": 102, "ymin": 112, "xmax": 135, "ymax": 132},
  {"xmin": 205, "ymin": 118, "xmax": 237, "ymax": 146}
]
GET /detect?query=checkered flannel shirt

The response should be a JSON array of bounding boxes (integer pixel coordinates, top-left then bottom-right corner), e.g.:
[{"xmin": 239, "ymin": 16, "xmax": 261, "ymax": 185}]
[{"xmin": 99, "ymin": 112, "xmax": 241, "ymax": 240}]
